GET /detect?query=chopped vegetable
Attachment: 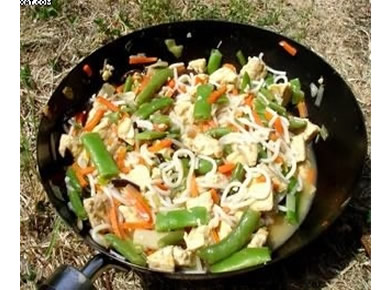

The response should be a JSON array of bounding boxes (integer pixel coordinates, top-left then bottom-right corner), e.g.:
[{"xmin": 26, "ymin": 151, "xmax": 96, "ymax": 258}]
[
  {"xmin": 241, "ymin": 72, "xmax": 251, "ymax": 92},
  {"xmin": 236, "ymin": 50, "xmax": 246, "ymax": 67},
  {"xmin": 83, "ymin": 109, "xmax": 105, "ymax": 132},
  {"xmin": 82, "ymin": 64, "xmax": 92, "ymax": 77},
  {"xmin": 105, "ymin": 234, "xmax": 146, "ymax": 266},
  {"xmin": 190, "ymin": 174, "xmax": 199, "ymax": 197},
  {"xmin": 129, "ymin": 55, "xmax": 158, "ymax": 65},
  {"xmin": 96, "ymin": 96, "xmax": 120, "ymax": 112},
  {"xmin": 231, "ymin": 163, "xmax": 245, "ymax": 182},
  {"xmin": 155, "ymin": 207, "xmax": 209, "ymax": 232},
  {"xmin": 136, "ymin": 68, "xmax": 173, "ymax": 105},
  {"xmin": 150, "ymin": 113, "xmax": 171, "ymax": 125},
  {"xmin": 135, "ymin": 97, "xmax": 173, "ymax": 119},
  {"xmin": 65, "ymin": 168, "xmax": 87, "ymax": 220},
  {"xmin": 208, "ymin": 85, "xmax": 227, "ymax": 104},
  {"xmin": 164, "ymin": 39, "xmax": 184, "ymax": 58},
  {"xmin": 205, "ymin": 127, "xmax": 232, "ymax": 139},
  {"xmin": 207, "ymin": 49, "xmax": 223, "ymax": 74},
  {"xmin": 124, "ymin": 75, "xmax": 134, "ymax": 92},
  {"xmin": 288, "ymin": 117, "xmax": 307, "ymax": 130},
  {"xmin": 218, "ymin": 163, "xmax": 235, "ymax": 174},
  {"xmin": 194, "ymin": 84, "xmax": 213, "ymax": 121},
  {"xmin": 195, "ymin": 159, "xmax": 213, "ymax": 175},
  {"xmin": 297, "ymin": 101, "xmax": 308, "ymax": 118},
  {"xmin": 158, "ymin": 231, "xmax": 185, "ymax": 247},
  {"xmin": 148, "ymin": 139, "xmax": 172, "ymax": 153},
  {"xmin": 279, "ymin": 40, "xmax": 297, "ymax": 56},
  {"xmin": 136, "ymin": 130, "xmax": 166, "ymax": 141}
]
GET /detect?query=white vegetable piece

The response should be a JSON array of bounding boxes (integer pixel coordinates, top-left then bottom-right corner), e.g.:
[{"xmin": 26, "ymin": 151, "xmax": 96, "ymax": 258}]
[
  {"xmin": 133, "ymin": 230, "xmax": 166, "ymax": 250},
  {"xmin": 59, "ymin": 134, "xmax": 79, "ymax": 157},
  {"xmin": 218, "ymin": 220, "xmax": 233, "ymax": 240},
  {"xmin": 126, "ymin": 165, "xmax": 151, "ymax": 191},
  {"xmin": 239, "ymin": 56, "xmax": 267, "ymax": 81},
  {"xmin": 117, "ymin": 117, "xmax": 135, "ymax": 145},
  {"xmin": 173, "ymin": 246, "xmax": 194, "ymax": 267},
  {"xmin": 301, "ymin": 119, "xmax": 320, "ymax": 142},
  {"xmin": 173, "ymin": 101, "xmax": 194, "ymax": 126},
  {"xmin": 247, "ymin": 180, "xmax": 271, "ymax": 200},
  {"xmin": 183, "ymin": 133, "xmax": 222, "ymax": 157},
  {"xmin": 268, "ymin": 83, "xmax": 292, "ymax": 106},
  {"xmin": 147, "ymin": 246, "xmax": 175, "ymax": 272},
  {"xmin": 248, "ymin": 228, "xmax": 268, "ymax": 248},
  {"xmin": 291, "ymin": 135, "xmax": 306, "ymax": 162},
  {"xmin": 186, "ymin": 191, "xmax": 213, "ymax": 213},
  {"xmin": 184, "ymin": 225, "xmax": 210, "ymax": 250},
  {"xmin": 209, "ymin": 67, "xmax": 238, "ymax": 84},
  {"xmin": 250, "ymin": 192, "xmax": 274, "ymax": 211},
  {"xmin": 226, "ymin": 143, "xmax": 258, "ymax": 166},
  {"xmin": 187, "ymin": 58, "xmax": 206, "ymax": 74},
  {"xmin": 83, "ymin": 194, "xmax": 108, "ymax": 228}
]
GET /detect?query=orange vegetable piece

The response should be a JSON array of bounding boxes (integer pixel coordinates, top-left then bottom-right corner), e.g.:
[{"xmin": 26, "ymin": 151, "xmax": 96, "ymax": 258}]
[
  {"xmin": 208, "ymin": 85, "xmax": 227, "ymax": 104},
  {"xmin": 218, "ymin": 163, "xmax": 236, "ymax": 174},
  {"xmin": 129, "ymin": 56, "xmax": 158, "ymax": 64},
  {"xmin": 148, "ymin": 139, "xmax": 173, "ymax": 153},
  {"xmin": 84, "ymin": 109, "xmax": 106, "ymax": 132},
  {"xmin": 96, "ymin": 96, "xmax": 119, "ymax": 112},
  {"xmin": 82, "ymin": 64, "xmax": 92, "ymax": 77},
  {"xmin": 279, "ymin": 40, "xmax": 297, "ymax": 56},
  {"xmin": 297, "ymin": 101, "xmax": 308, "ymax": 117}
]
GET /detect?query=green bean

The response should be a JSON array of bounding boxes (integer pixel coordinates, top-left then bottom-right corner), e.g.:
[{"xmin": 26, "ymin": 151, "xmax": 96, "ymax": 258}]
[
  {"xmin": 223, "ymin": 144, "xmax": 233, "ymax": 156},
  {"xmin": 265, "ymin": 75, "xmax": 274, "ymax": 87},
  {"xmin": 290, "ymin": 78, "xmax": 304, "ymax": 104},
  {"xmin": 181, "ymin": 158, "xmax": 190, "ymax": 177},
  {"xmin": 198, "ymin": 209, "xmax": 260, "ymax": 265},
  {"xmin": 207, "ymin": 49, "xmax": 223, "ymax": 74},
  {"xmin": 268, "ymin": 101, "xmax": 287, "ymax": 117},
  {"xmin": 165, "ymin": 39, "xmax": 183, "ymax": 58},
  {"xmin": 136, "ymin": 68, "xmax": 173, "ymax": 105},
  {"xmin": 65, "ymin": 168, "xmax": 87, "ymax": 220},
  {"xmin": 256, "ymin": 145, "xmax": 268, "ymax": 162},
  {"xmin": 241, "ymin": 72, "xmax": 251, "ymax": 92},
  {"xmin": 135, "ymin": 97, "xmax": 173, "ymax": 119},
  {"xmin": 105, "ymin": 234, "xmax": 146, "ymax": 266},
  {"xmin": 210, "ymin": 247, "xmax": 271, "ymax": 273},
  {"xmin": 259, "ymin": 88, "xmax": 275, "ymax": 101},
  {"xmin": 158, "ymin": 231, "xmax": 185, "ymax": 248},
  {"xmin": 206, "ymin": 127, "xmax": 232, "ymax": 139},
  {"xmin": 236, "ymin": 50, "xmax": 247, "ymax": 67},
  {"xmin": 155, "ymin": 207, "xmax": 209, "ymax": 232},
  {"xmin": 120, "ymin": 103, "xmax": 137, "ymax": 114},
  {"xmin": 123, "ymin": 75, "xmax": 133, "ymax": 92},
  {"xmin": 231, "ymin": 163, "xmax": 245, "ymax": 182},
  {"xmin": 193, "ymin": 84, "xmax": 213, "ymax": 121},
  {"xmin": 286, "ymin": 177, "xmax": 299, "ymax": 224},
  {"xmin": 254, "ymin": 98, "xmax": 267, "ymax": 123},
  {"xmin": 81, "ymin": 132, "xmax": 119, "ymax": 179},
  {"xmin": 288, "ymin": 116, "xmax": 307, "ymax": 130},
  {"xmin": 195, "ymin": 159, "xmax": 213, "ymax": 175},
  {"xmin": 135, "ymin": 130, "xmax": 166, "ymax": 141},
  {"xmin": 150, "ymin": 113, "xmax": 171, "ymax": 125}
]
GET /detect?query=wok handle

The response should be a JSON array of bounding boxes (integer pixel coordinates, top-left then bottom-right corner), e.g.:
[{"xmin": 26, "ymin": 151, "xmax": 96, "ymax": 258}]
[{"xmin": 38, "ymin": 253, "xmax": 122, "ymax": 290}]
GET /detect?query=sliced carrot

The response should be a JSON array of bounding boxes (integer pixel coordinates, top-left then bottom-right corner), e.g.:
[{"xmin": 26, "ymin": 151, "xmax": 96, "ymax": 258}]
[
  {"xmin": 125, "ymin": 186, "xmax": 153, "ymax": 222},
  {"xmin": 223, "ymin": 63, "xmax": 236, "ymax": 72},
  {"xmin": 190, "ymin": 174, "xmax": 199, "ymax": 197},
  {"xmin": 116, "ymin": 146, "xmax": 130, "ymax": 174},
  {"xmin": 252, "ymin": 109, "xmax": 263, "ymax": 126},
  {"xmin": 275, "ymin": 155, "xmax": 284, "ymax": 164},
  {"xmin": 122, "ymin": 221, "xmax": 154, "ymax": 230},
  {"xmin": 211, "ymin": 228, "xmax": 220, "ymax": 243},
  {"xmin": 297, "ymin": 101, "xmax": 308, "ymax": 118},
  {"xmin": 274, "ymin": 117, "xmax": 284, "ymax": 136},
  {"xmin": 129, "ymin": 56, "xmax": 158, "ymax": 65},
  {"xmin": 72, "ymin": 164, "xmax": 88, "ymax": 187},
  {"xmin": 195, "ymin": 76, "xmax": 204, "ymax": 85},
  {"xmin": 84, "ymin": 109, "xmax": 106, "ymax": 132},
  {"xmin": 256, "ymin": 175, "xmax": 266, "ymax": 183},
  {"xmin": 264, "ymin": 110, "xmax": 274, "ymax": 121},
  {"xmin": 155, "ymin": 182, "xmax": 168, "ymax": 191},
  {"xmin": 210, "ymin": 189, "xmax": 220, "ymax": 204},
  {"xmin": 82, "ymin": 64, "xmax": 92, "ymax": 77},
  {"xmin": 244, "ymin": 94, "xmax": 254, "ymax": 107},
  {"xmin": 167, "ymin": 79, "xmax": 175, "ymax": 89},
  {"xmin": 218, "ymin": 163, "xmax": 235, "ymax": 174},
  {"xmin": 269, "ymin": 132, "xmax": 278, "ymax": 141},
  {"xmin": 80, "ymin": 166, "xmax": 95, "ymax": 175},
  {"xmin": 306, "ymin": 167, "xmax": 316, "ymax": 185},
  {"xmin": 208, "ymin": 85, "xmax": 227, "ymax": 104},
  {"xmin": 279, "ymin": 40, "xmax": 297, "ymax": 56},
  {"xmin": 96, "ymin": 96, "xmax": 120, "ymax": 112},
  {"xmin": 148, "ymin": 139, "xmax": 173, "ymax": 153},
  {"xmin": 109, "ymin": 202, "xmax": 123, "ymax": 239}
]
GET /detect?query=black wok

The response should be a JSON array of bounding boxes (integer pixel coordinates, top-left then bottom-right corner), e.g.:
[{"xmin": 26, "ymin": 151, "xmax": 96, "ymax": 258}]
[{"xmin": 36, "ymin": 20, "xmax": 367, "ymax": 289}]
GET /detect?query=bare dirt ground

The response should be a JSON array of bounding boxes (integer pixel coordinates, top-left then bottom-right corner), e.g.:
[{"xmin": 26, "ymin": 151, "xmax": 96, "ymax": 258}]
[{"xmin": 20, "ymin": 0, "xmax": 371, "ymax": 289}]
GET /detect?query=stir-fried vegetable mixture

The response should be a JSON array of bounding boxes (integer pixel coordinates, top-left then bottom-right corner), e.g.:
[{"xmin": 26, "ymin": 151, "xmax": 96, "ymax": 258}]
[{"xmin": 59, "ymin": 48, "xmax": 321, "ymax": 274}]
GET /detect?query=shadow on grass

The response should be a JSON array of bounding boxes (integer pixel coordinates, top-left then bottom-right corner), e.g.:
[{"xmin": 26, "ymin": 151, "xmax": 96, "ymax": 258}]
[{"xmin": 137, "ymin": 157, "xmax": 371, "ymax": 290}]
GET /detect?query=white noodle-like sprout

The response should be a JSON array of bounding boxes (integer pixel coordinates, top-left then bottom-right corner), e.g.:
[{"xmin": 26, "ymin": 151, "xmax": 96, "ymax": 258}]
[
  {"xmin": 87, "ymin": 174, "xmax": 96, "ymax": 196},
  {"xmin": 90, "ymin": 223, "xmax": 111, "ymax": 247},
  {"xmin": 140, "ymin": 144, "xmax": 155, "ymax": 166},
  {"xmin": 274, "ymin": 75, "xmax": 288, "ymax": 84}
]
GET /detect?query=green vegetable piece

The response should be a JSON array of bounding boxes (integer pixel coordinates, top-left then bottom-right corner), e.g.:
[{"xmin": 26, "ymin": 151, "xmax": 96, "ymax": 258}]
[
  {"xmin": 124, "ymin": 75, "xmax": 133, "ymax": 92},
  {"xmin": 231, "ymin": 163, "xmax": 245, "ymax": 182},
  {"xmin": 241, "ymin": 72, "xmax": 251, "ymax": 92},
  {"xmin": 198, "ymin": 209, "xmax": 260, "ymax": 265},
  {"xmin": 81, "ymin": 132, "xmax": 119, "ymax": 179},
  {"xmin": 286, "ymin": 193, "xmax": 298, "ymax": 224},
  {"xmin": 158, "ymin": 231, "xmax": 185, "ymax": 248},
  {"xmin": 210, "ymin": 247, "xmax": 271, "ymax": 273},
  {"xmin": 290, "ymin": 78, "xmax": 304, "ymax": 104},
  {"xmin": 107, "ymin": 111, "xmax": 120, "ymax": 123},
  {"xmin": 120, "ymin": 103, "xmax": 137, "ymax": 114},
  {"xmin": 181, "ymin": 158, "xmax": 190, "ymax": 177},
  {"xmin": 155, "ymin": 207, "xmax": 209, "ymax": 232},
  {"xmin": 193, "ymin": 84, "xmax": 213, "ymax": 121},
  {"xmin": 216, "ymin": 94, "xmax": 229, "ymax": 105},
  {"xmin": 164, "ymin": 39, "xmax": 183, "ymax": 58},
  {"xmin": 205, "ymin": 127, "xmax": 232, "ymax": 139},
  {"xmin": 223, "ymin": 144, "xmax": 233, "ymax": 156},
  {"xmin": 257, "ymin": 145, "xmax": 268, "ymax": 161},
  {"xmin": 150, "ymin": 113, "xmax": 171, "ymax": 125},
  {"xmin": 196, "ymin": 159, "xmax": 213, "ymax": 175},
  {"xmin": 136, "ymin": 68, "xmax": 173, "ymax": 105},
  {"xmin": 288, "ymin": 116, "xmax": 307, "ymax": 130},
  {"xmin": 105, "ymin": 234, "xmax": 146, "ymax": 266},
  {"xmin": 236, "ymin": 50, "xmax": 247, "ymax": 67},
  {"xmin": 136, "ymin": 130, "xmax": 166, "ymax": 141},
  {"xmin": 65, "ymin": 168, "xmax": 87, "ymax": 220},
  {"xmin": 259, "ymin": 88, "xmax": 275, "ymax": 101},
  {"xmin": 135, "ymin": 97, "xmax": 173, "ymax": 119},
  {"xmin": 265, "ymin": 75, "xmax": 274, "ymax": 86},
  {"xmin": 207, "ymin": 49, "xmax": 223, "ymax": 74},
  {"xmin": 268, "ymin": 102, "xmax": 287, "ymax": 117}
]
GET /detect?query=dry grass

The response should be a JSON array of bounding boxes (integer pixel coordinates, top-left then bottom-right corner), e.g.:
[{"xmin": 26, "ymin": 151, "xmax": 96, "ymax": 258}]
[{"xmin": 20, "ymin": 0, "xmax": 370, "ymax": 289}]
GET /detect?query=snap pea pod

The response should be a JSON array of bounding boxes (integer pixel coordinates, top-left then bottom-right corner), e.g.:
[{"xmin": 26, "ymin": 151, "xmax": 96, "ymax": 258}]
[
  {"xmin": 120, "ymin": 103, "xmax": 137, "ymax": 114},
  {"xmin": 207, "ymin": 49, "xmax": 223, "ymax": 74},
  {"xmin": 198, "ymin": 209, "xmax": 260, "ymax": 265},
  {"xmin": 288, "ymin": 116, "xmax": 307, "ymax": 130},
  {"xmin": 65, "ymin": 168, "xmax": 87, "ymax": 220},
  {"xmin": 259, "ymin": 88, "xmax": 275, "ymax": 101},
  {"xmin": 256, "ymin": 144, "xmax": 268, "ymax": 162},
  {"xmin": 206, "ymin": 127, "xmax": 232, "ymax": 139},
  {"xmin": 155, "ymin": 207, "xmax": 209, "ymax": 232},
  {"xmin": 241, "ymin": 72, "xmax": 251, "ymax": 92},
  {"xmin": 105, "ymin": 234, "xmax": 146, "ymax": 266},
  {"xmin": 254, "ymin": 98, "xmax": 267, "ymax": 124},
  {"xmin": 181, "ymin": 158, "xmax": 190, "ymax": 177},
  {"xmin": 81, "ymin": 132, "xmax": 119, "ymax": 179},
  {"xmin": 136, "ymin": 68, "xmax": 173, "ymax": 105},
  {"xmin": 195, "ymin": 159, "xmax": 213, "ymax": 175},
  {"xmin": 135, "ymin": 97, "xmax": 173, "ymax": 119},
  {"xmin": 231, "ymin": 163, "xmax": 245, "ymax": 182},
  {"xmin": 167, "ymin": 126, "xmax": 180, "ymax": 139},
  {"xmin": 193, "ymin": 84, "xmax": 213, "ymax": 121},
  {"xmin": 290, "ymin": 78, "xmax": 304, "ymax": 104},
  {"xmin": 268, "ymin": 101, "xmax": 287, "ymax": 117},
  {"xmin": 165, "ymin": 39, "xmax": 183, "ymax": 58},
  {"xmin": 236, "ymin": 50, "xmax": 247, "ymax": 67},
  {"xmin": 158, "ymin": 230, "xmax": 185, "ymax": 247},
  {"xmin": 150, "ymin": 113, "xmax": 171, "ymax": 125},
  {"xmin": 136, "ymin": 130, "xmax": 166, "ymax": 141},
  {"xmin": 286, "ymin": 177, "xmax": 299, "ymax": 224},
  {"xmin": 210, "ymin": 247, "xmax": 271, "ymax": 273},
  {"xmin": 123, "ymin": 75, "xmax": 133, "ymax": 92}
]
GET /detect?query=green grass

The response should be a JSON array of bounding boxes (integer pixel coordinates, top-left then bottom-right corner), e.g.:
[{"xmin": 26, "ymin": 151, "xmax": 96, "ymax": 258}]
[
  {"xmin": 30, "ymin": 0, "xmax": 62, "ymax": 20},
  {"xmin": 20, "ymin": 64, "xmax": 34, "ymax": 89}
]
